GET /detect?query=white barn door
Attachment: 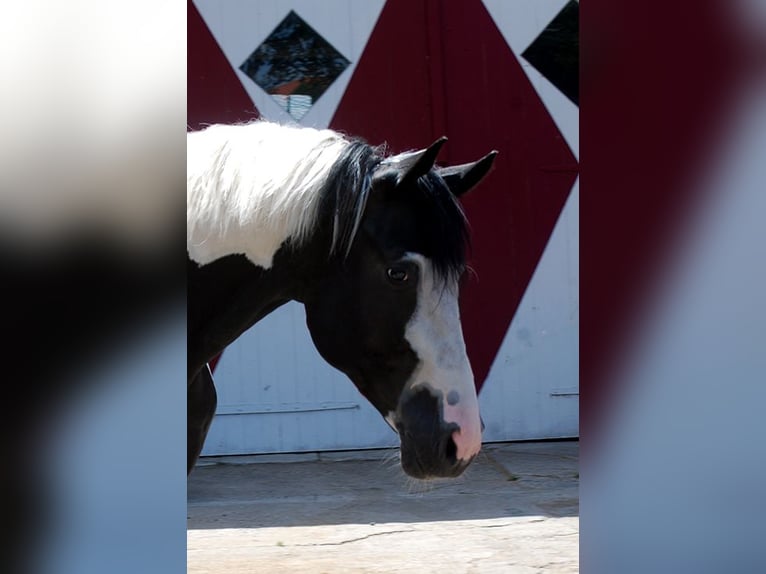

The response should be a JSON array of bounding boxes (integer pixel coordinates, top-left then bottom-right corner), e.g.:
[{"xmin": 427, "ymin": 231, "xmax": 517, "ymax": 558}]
[
  {"xmin": 201, "ymin": 303, "xmax": 397, "ymax": 455},
  {"xmin": 195, "ymin": 0, "xmax": 579, "ymax": 456}
]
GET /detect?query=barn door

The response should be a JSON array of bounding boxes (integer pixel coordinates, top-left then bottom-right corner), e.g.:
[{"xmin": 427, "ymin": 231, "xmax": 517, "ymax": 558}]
[
  {"xmin": 190, "ymin": 0, "xmax": 579, "ymax": 456},
  {"xmin": 201, "ymin": 303, "xmax": 396, "ymax": 455}
]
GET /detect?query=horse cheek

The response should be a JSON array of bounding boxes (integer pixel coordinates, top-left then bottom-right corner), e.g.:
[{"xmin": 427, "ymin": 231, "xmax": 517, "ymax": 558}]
[{"xmin": 304, "ymin": 299, "xmax": 354, "ymax": 373}]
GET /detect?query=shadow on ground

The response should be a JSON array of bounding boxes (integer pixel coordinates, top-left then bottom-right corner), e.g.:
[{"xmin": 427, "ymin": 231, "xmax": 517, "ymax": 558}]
[{"xmin": 187, "ymin": 440, "xmax": 578, "ymax": 529}]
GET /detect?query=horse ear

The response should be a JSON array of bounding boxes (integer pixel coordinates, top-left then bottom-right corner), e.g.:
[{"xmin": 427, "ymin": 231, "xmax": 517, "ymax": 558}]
[
  {"xmin": 397, "ymin": 137, "xmax": 448, "ymax": 186},
  {"xmin": 437, "ymin": 151, "xmax": 498, "ymax": 197}
]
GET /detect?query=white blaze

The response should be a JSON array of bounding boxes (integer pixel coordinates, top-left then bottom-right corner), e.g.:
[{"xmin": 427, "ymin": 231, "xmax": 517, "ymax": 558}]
[{"xmin": 403, "ymin": 254, "xmax": 482, "ymax": 462}]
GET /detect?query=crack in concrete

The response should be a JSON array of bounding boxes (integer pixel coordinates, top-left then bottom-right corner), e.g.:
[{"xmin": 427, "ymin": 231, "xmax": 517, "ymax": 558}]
[
  {"xmin": 485, "ymin": 448, "xmax": 578, "ymax": 462},
  {"xmin": 484, "ymin": 452, "xmax": 520, "ymax": 481},
  {"xmin": 519, "ymin": 473, "xmax": 578, "ymax": 479},
  {"xmin": 461, "ymin": 518, "xmax": 549, "ymax": 530},
  {"xmin": 290, "ymin": 529, "xmax": 416, "ymax": 547},
  {"xmin": 548, "ymin": 531, "xmax": 579, "ymax": 538}
]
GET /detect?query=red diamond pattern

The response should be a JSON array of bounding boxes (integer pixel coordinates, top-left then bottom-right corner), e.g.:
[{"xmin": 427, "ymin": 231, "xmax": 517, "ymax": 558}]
[{"xmin": 189, "ymin": 0, "xmax": 579, "ymax": 390}]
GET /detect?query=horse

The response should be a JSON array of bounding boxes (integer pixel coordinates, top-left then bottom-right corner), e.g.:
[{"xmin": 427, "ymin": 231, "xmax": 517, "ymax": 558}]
[{"xmin": 187, "ymin": 120, "xmax": 497, "ymax": 479}]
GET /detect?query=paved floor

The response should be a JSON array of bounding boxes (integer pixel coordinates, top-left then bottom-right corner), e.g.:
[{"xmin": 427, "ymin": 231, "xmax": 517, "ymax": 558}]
[{"xmin": 187, "ymin": 441, "xmax": 579, "ymax": 573}]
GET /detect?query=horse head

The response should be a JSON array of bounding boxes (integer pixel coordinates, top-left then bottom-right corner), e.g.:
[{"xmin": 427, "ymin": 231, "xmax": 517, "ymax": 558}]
[{"xmin": 303, "ymin": 139, "xmax": 497, "ymax": 479}]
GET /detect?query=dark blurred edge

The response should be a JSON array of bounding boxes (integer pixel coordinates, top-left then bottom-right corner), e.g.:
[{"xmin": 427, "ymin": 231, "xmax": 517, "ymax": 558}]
[{"xmin": 0, "ymin": 229, "xmax": 186, "ymax": 574}]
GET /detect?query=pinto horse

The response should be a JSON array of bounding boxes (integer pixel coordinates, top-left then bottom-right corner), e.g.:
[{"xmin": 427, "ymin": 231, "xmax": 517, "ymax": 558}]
[{"xmin": 187, "ymin": 120, "xmax": 496, "ymax": 479}]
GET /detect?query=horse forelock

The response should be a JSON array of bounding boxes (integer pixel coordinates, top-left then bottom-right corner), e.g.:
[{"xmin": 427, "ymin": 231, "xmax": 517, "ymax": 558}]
[
  {"xmin": 324, "ymin": 148, "xmax": 469, "ymax": 285},
  {"xmin": 412, "ymin": 171, "xmax": 470, "ymax": 286},
  {"xmin": 374, "ymin": 150, "xmax": 470, "ymax": 285}
]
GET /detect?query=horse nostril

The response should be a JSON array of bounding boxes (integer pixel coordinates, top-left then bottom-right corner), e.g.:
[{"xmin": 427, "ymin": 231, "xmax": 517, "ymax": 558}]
[{"xmin": 445, "ymin": 434, "xmax": 457, "ymax": 462}]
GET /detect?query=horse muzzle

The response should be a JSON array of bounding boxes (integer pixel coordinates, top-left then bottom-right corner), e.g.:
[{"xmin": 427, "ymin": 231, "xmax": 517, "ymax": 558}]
[{"xmin": 395, "ymin": 387, "xmax": 481, "ymax": 479}]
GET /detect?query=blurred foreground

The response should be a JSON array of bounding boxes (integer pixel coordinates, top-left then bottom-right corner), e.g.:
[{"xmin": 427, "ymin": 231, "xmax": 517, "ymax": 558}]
[{"xmin": 0, "ymin": 2, "xmax": 186, "ymax": 573}]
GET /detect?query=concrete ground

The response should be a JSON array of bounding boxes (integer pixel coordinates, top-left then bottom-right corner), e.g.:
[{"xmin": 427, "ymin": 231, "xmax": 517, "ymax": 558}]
[{"xmin": 187, "ymin": 441, "xmax": 579, "ymax": 573}]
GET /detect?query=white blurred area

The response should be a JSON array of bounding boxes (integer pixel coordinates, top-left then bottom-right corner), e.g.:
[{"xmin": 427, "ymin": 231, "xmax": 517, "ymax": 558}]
[
  {"xmin": 584, "ymin": 44, "xmax": 766, "ymax": 573},
  {"xmin": 0, "ymin": 1, "xmax": 186, "ymax": 250}
]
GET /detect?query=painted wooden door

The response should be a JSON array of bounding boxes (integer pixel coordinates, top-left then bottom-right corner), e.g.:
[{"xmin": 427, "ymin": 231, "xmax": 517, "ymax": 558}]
[{"xmin": 189, "ymin": 0, "xmax": 579, "ymax": 455}]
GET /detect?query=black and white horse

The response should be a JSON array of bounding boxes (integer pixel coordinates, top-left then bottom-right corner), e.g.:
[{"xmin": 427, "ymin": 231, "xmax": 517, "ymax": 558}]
[{"xmin": 188, "ymin": 120, "xmax": 496, "ymax": 479}]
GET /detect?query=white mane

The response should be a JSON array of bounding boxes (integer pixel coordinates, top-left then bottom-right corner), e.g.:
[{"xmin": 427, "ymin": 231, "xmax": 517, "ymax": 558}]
[{"xmin": 187, "ymin": 120, "xmax": 349, "ymax": 268}]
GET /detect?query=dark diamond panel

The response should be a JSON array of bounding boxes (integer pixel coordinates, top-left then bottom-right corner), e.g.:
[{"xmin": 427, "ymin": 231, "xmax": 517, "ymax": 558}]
[
  {"xmin": 240, "ymin": 10, "xmax": 350, "ymax": 121},
  {"xmin": 521, "ymin": 0, "xmax": 579, "ymax": 105}
]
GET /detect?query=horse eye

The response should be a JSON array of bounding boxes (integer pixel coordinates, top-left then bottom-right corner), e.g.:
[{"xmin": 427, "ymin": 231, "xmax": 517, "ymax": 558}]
[{"xmin": 387, "ymin": 267, "xmax": 409, "ymax": 283}]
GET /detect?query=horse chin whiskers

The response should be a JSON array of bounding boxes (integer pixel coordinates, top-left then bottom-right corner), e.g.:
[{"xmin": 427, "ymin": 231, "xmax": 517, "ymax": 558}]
[
  {"xmin": 384, "ymin": 411, "xmax": 399, "ymax": 433},
  {"xmin": 404, "ymin": 476, "xmax": 433, "ymax": 495},
  {"xmin": 378, "ymin": 448, "xmax": 401, "ymax": 471},
  {"xmin": 402, "ymin": 472, "xmax": 465, "ymax": 494}
]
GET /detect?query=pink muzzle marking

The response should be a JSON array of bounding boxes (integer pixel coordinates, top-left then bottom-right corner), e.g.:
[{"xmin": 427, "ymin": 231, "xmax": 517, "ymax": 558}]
[{"xmin": 444, "ymin": 403, "xmax": 482, "ymax": 461}]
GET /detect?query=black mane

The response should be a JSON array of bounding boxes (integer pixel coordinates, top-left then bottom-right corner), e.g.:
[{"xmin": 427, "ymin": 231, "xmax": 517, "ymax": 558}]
[{"xmin": 321, "ymin": 139, "xmax": 383, "ymax": 258}]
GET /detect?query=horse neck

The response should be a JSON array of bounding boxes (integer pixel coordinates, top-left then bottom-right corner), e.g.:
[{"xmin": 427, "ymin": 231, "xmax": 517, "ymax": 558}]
[{"xmin": 187, "ymin": 238, "xmax": 329, "ymax": 380}]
